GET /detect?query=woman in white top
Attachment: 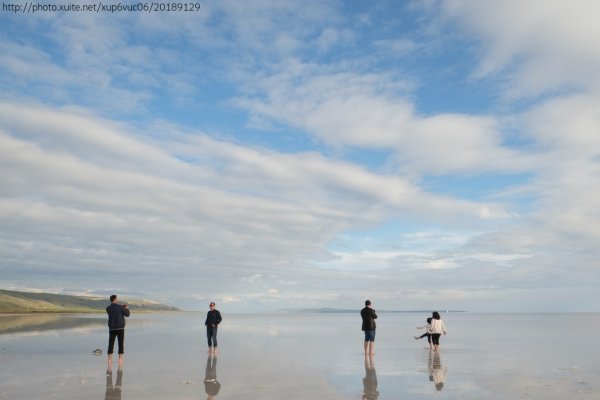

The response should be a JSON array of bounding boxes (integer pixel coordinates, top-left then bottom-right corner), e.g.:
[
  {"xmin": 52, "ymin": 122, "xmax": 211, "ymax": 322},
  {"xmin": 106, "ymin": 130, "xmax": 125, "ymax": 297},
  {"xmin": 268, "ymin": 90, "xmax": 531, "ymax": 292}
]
[{"xmin": 429, "ymin": 311, "xmax": 447, "ymax": 352}]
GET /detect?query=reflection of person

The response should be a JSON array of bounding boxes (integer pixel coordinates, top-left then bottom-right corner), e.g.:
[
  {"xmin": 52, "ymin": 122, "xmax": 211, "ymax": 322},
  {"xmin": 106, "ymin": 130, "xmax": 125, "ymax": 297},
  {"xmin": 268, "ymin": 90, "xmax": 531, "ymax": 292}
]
[
  {"xmin": 204, "ymin": 354, "xmax": 221, "ymax": 400},
  {"xmin": 205, "ymin": 302, "xmax": 222, "ymax": 353},
  {"xmin": 414, "ymin": 317, "xmax": 433, "ymax": 350},
  {"xmin": 430, "ymin": 311, "xmax": 447, "ymax": 352},
  {"xmin": 428, "ymin": 350, "xmax": 447, "ymax": 391},
  {"xmin": 360, "ymin": 300, "xmax": 377, "ymax": 355},
  {"xmin": 106, "ymin": 294, "xmax": 130, "ymax": 367},
  {"xmin": 362, "ymin": 355, "xmax": 379, "ymax": 400},
  {"xmin": 104, "ymin": 367, "xmax": 123, "ymax": 400}
]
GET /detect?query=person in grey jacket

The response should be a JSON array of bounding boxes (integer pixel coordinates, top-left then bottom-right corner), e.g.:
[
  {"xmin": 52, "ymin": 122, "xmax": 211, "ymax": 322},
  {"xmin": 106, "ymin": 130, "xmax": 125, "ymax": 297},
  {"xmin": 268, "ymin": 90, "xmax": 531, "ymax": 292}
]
[{"xmin": 106, "ymin": 294, "xmax": 130, "ymax": 368}]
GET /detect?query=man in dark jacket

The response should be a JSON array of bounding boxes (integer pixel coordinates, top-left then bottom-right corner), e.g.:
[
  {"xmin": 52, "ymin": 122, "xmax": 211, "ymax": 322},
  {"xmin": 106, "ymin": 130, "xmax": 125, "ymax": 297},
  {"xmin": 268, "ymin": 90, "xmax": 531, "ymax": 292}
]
[
  {"xmin": 106, "ymin": 294, "xmax": 130, "ymax": 368},
  {"xmin": 205, "ymin": 302, "xmax": 222, "ymax": 353},
  {"xmin": 361, "ymin": 300, "xmax": 377, "ymax": 355}
]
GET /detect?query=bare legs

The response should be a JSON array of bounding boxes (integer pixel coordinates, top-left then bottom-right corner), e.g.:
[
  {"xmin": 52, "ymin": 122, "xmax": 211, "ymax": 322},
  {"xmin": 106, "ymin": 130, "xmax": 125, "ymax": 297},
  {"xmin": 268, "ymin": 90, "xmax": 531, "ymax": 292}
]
[
  {"xmin": 364, "ymin": 341, "xmax": 375, "ymax": 355},
  {"xmin": 107, "ymin": 354, "xmax": 124, "ymax": 372}
]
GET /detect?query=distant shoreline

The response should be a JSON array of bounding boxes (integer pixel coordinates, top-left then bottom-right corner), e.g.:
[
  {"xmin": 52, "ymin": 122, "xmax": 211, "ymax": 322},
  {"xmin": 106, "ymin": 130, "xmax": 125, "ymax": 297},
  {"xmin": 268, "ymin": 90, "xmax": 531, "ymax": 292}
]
[
  {"xmin": 278, "ymin": 308, "xmax": 467, "ymax": 314},
  {"xmin": 0, "ymin": 310, "xmax": 182, "ymax": 315},
  {"xmin": 0, "ymin": 289, "xmax": 180, "ymax": 314}
]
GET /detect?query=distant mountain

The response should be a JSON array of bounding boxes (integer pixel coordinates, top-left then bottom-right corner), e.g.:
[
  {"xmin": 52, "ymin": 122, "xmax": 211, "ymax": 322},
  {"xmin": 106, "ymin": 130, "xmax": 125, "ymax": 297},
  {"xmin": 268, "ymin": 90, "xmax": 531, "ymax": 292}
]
[
  {"xmin": 0, "ymin": 289, "xmax": 180, "ymax": 313},
  {"xmin": 279, "ymin": 307, "xmax": 356, "ymax": 313},
  {"xmin": 278, "ymin": 307, "xmax": 466, "ymax": 313}
]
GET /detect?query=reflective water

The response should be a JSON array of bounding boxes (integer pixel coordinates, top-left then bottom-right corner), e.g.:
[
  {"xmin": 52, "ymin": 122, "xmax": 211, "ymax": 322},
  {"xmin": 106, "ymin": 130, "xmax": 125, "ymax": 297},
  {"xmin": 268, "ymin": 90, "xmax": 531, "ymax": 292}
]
[{"xmin": 0, "ymin": 312, "xmax": 598, "ymax": 399}]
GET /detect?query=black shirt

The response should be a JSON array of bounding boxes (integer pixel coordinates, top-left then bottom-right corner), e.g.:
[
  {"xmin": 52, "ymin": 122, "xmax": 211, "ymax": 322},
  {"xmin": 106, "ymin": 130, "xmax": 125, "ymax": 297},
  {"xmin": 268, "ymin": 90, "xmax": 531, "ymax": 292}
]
[
  {"xmin": 361, "ymin": 306, "xmax": 377, "ymax": 331},
  {"xmin": 205, "ymin": 309, "xmax": 222, "ymax": 326},
  {"xmin": 106, "ymin": 303, "xmax": 130, "ymax": 330}
]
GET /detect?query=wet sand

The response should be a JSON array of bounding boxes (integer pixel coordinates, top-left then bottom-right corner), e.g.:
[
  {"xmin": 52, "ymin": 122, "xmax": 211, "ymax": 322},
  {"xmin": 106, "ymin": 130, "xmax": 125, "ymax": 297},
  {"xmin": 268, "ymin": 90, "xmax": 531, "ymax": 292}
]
[{"xmin": 0, "ymin": 312, "xmax": 598, "ymax": 399}]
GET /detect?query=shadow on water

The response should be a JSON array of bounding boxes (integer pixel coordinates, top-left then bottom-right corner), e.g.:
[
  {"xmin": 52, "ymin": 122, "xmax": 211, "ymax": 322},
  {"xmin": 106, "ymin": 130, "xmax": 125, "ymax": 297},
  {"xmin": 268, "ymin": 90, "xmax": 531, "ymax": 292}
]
[
  {"xmin": 104, "ymin": 367, "xmax": 124, "ymax": 400},
  {"xmin": 427, "ymin": 351, "xmax": 448, "ymax": 391},
  {"xmin": 0, "ymin": 314, "xmax": 105, "ymax": 334},
  {"xmin": 362, "ymin": 355, "xmax": 379, "ymax": 400},
  {"xmin": 204, "ymin": 353, "xmax": 221, "ymax": 400}
]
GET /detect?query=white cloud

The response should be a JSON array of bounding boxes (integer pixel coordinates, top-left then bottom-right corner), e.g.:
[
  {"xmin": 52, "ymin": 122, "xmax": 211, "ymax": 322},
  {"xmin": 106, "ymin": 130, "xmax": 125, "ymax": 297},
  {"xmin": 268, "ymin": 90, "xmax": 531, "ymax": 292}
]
[
  {"xmin": 1, "ymin": 102, "xmax": 509, "ymax": 305},
  {"xmin": 316, "ymin": 28, "xmax": 355, "ymax": 53},
  {"xmin": 431, "ymin": 0, "xmax": 600, "ymax": 97},
  {"xmin": 314, "ymin": 250, "xmax": 405, "ymax": 272},
  {"xmin": 240, "ymin": 274, "xmax": 263, "ymax": 284},
  {"xmin": 2, "ymin": 1, "xmax": 600, "ymax": 312},
  {"xmin": 234, "ymin": 61, "xmax": 528, "ymax": 175},
  {"xmin": 423, "ymin": 259, "xmax": 457, "ymax": 270}
]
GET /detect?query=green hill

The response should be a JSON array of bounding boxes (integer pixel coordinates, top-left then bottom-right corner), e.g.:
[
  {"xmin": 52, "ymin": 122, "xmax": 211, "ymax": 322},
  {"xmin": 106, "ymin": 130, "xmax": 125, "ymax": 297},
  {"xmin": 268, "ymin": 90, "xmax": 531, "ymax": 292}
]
[{"xmin": 0, "ymin": 289, "xmax": 180, "ymax": 313}]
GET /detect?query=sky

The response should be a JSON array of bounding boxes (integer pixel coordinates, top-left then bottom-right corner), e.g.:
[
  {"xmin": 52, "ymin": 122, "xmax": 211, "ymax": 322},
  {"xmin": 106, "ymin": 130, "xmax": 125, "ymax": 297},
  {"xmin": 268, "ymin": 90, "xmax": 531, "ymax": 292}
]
[{"xmin": 1, "ymin": 0, "xmax": 599, "ymax": 312}]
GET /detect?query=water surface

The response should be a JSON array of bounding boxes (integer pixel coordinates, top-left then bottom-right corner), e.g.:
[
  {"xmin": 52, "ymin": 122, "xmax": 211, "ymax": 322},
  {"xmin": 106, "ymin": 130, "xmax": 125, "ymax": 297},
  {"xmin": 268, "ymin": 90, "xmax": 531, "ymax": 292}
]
[{"xmin": 0, "ymin": 312, "xmax": 598, "ymax": 399}]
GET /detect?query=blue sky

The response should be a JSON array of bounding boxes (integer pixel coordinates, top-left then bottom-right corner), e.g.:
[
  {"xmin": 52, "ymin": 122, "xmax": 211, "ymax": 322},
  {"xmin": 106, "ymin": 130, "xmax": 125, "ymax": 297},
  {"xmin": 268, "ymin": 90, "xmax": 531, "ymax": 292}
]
[{"xmin": 1, "ymin": 0, "xmax": 599, "ymax": 311}]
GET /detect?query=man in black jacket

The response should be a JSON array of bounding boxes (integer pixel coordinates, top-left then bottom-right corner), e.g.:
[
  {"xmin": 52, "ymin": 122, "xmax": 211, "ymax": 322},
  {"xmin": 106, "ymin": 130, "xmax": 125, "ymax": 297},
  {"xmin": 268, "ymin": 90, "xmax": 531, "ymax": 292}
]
[
  {"xmin": 361, "ymin": 300, "xmax": 377, "ymax": 355},
  {"xmin": 106, "ymin": 294, "xmax": 130, "ymax": 368},
  {"xmin": 205, "ymin": 302, "xmax": 222, "ymax": 353}
]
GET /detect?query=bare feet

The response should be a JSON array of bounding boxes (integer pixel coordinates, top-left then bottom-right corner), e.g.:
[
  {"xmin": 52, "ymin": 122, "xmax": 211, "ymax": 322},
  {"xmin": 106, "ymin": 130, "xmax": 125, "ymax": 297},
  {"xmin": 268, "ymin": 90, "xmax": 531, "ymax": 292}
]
[{"xmin": 414, "ymin": 336, "xmax": 419, "ymax": 340}]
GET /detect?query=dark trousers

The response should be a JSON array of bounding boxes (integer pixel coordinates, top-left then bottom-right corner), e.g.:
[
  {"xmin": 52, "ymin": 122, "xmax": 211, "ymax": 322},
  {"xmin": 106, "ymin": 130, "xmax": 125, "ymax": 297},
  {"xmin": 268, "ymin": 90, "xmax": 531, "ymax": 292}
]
[
  {"xmin": 108, "ymin": 329, "xmax": 125, "ymax": 354},
  {"xmin": 207, "ymin": 325, "xmax": 218, "ymax": 347},
  {"xmin": 431, "ymin": 333, "xmax": 441, "ymax": 345},
  {"xmin": 419, "ymin": 332, "xmax": 432, "ymax": 343}
]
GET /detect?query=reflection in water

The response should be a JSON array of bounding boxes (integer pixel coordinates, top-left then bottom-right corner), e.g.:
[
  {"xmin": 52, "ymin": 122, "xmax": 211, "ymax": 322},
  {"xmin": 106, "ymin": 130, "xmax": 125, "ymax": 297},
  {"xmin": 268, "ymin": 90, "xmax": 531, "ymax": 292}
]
[
  {"xmin": 105, "ymin": 368, "xmax": 124, "ymax": 400},
  {"xmin": 362, "ymin": 355, "xmax": 379, "ymax": 400},
  {"xmin": 0, "ymin": 315, "xmax": 105, "ymax": 334},
  {"xmin": 428, "ymin": 351, "xmax": 447, "ymax": 391},
  {"xmin": 204, "ymin": 354, "xmax": 220, "ymax": 400}
]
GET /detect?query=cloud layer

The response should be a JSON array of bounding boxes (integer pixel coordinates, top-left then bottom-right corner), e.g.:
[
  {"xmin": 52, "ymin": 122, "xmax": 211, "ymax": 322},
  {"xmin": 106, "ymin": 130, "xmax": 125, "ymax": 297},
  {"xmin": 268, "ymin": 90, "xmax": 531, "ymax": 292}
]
[{"xmin": 1, "ymin": 0, "xmax": 599, "ymax": 311}]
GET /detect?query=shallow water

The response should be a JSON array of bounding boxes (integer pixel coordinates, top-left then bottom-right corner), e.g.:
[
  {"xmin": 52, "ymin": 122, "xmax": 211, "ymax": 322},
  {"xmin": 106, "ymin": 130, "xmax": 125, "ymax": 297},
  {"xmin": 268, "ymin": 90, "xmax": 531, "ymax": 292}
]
[{"xmin": 0, "ymin": 312, "xmax": 598, "ymax": 399}]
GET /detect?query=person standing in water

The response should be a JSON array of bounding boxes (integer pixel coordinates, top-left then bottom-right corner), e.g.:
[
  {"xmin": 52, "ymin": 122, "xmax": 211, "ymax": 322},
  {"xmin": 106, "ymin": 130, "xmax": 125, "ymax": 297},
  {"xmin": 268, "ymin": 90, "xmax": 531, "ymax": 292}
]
[
  {"xmin": 106, "ymin": 294, "xmax": 130, "ymax": 368},
  {"xmin": 205, "ymin": 302, "xmax": 222, "ymax": 353},
  {"xmin": 360, "ymin": 300, "xmax": 377, "ymax": 355},
  {"xmin": 414, "ymin": 317, "xmax": 433, "ymax": 350},
  {"xmin": 430, "ymin": 311, "xmax": 447, "ymax": 352}
]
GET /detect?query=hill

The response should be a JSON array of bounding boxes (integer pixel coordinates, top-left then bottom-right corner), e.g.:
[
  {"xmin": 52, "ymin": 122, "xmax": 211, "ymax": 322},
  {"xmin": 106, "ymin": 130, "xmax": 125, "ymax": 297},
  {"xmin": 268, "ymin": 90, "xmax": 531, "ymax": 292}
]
[{"xmin": 0, "ymin": 289, "xmax": 180, "ymax": 313}]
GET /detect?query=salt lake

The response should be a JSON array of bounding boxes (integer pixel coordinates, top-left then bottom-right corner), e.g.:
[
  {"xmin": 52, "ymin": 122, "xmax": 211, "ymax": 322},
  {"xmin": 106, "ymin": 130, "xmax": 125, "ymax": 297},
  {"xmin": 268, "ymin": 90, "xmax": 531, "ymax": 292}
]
[{"xmin": 1, "ymin": 312, "xmax": 598, "ymax": 399}]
